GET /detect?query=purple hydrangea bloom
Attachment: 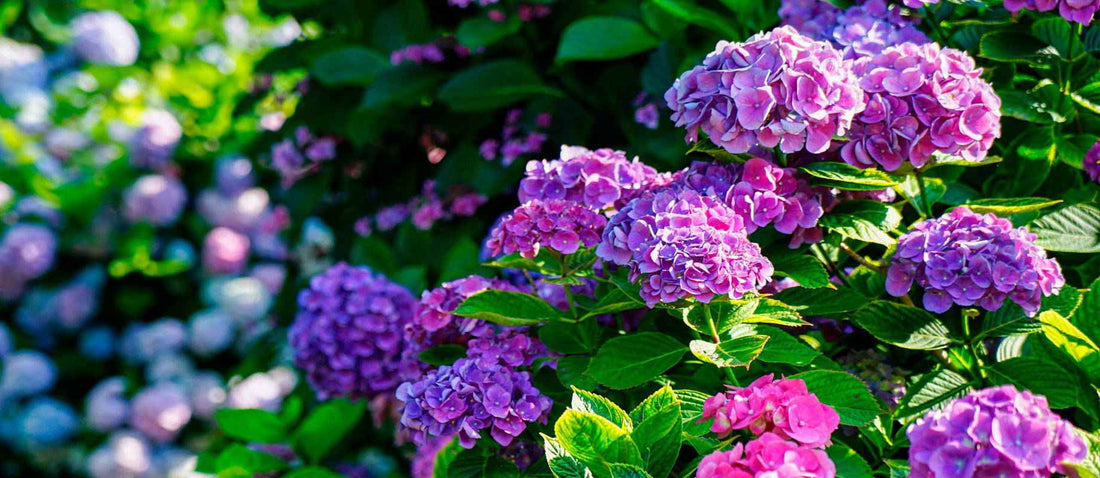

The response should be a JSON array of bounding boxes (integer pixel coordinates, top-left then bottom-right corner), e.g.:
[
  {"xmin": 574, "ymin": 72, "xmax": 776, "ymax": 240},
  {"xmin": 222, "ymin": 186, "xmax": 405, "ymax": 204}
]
[
  {"xmin": 70, "ymin": 11, "xmax": 140, "ymax": 66},
  {"xmin": 86, "ymin": 431, "xmax": 155, "ymax": 478},
  {"xmin": 842, "ymin": 43, "xmax": 1001, "ymax": 171},
  {"xmin": 396, "ymin": 331, "xmax": 552, "ymax": 449},
  {"xmin": 519, "ymin": 146, "xmax": 669, "ymax": 211},
  {"xmin": 411, "ymin": 435, "xmax": 453, "ymax": 478},
  {"xmin": 1004, "ymin": 0, "xmax": 1098, "ymax": 25},
  {"xmin": 665, "ymin": 26, "xmax": 865, "ymax": 155},
  {"xmin": 597, "ymin": 186, "xmax": 773, "ymax": 306},
  {"xmin": 908, "ymin": 385, "xmax": 1087, "ymax": 477},
  {"xmin": 131, "ymin": 109, "xmax": 182, "ymax": 171},
  {"xmin": 886, "ymin": 207, "xmax": 1064, "ymax": 315},
  {"xmin": 215, "ymin": 155, "xmax": 255, "ymax": 195},
  {"xmin": 0, "ymin": 350, "xmax": 56, "ymax": 398},
  {"xmin": 486, "ymin": 199, "xmax": 607, "ymax": 259},
  {"xmin": 85, "ymin": 377, "xmax": 129, "ymax": 432},
  {"xmin": 788, "ymin": 0, "xmax": 930, "ymax": 59},
  {"xmin": 289, "ymin": 263, "xmax": 417, "ymax": 401},
  {"xmin": 779, "ymin": 0, "xmax": 840, "ymax": 39},
  {"xmin": 123, "ymin": 174, "xmax": 188, "ymax": 226},
  {"xmin": 1085, "ymin": 138, "xmax": 1100, "ymax": 183},
  {"xmin": 635, "ymin": 103, "xmax": 660, "ymax": 130},
  {"xmin": 128, "ymin": 383, "xmax": 192, "ymax": 443},
  {"xmin": 903, "ymin": 0, "xmax": 939, "ymax": 6},
  {"xmin": 202, "ymin": 227, "xmax": 251, "ymax": 275},
  {"xmin": 0, "ymin": 224, "xmax": 57, "ymax": 298},
  {"xmin": 119, "ymin": 318, "xmax": 188, "ymax": 365},
  {"xmin": 187, "ymin": 309, "xmax": 236, "ymax": 357},
  {"xmin": 449, "ymin": 192, "xmax": 487, "ymax": 217}
]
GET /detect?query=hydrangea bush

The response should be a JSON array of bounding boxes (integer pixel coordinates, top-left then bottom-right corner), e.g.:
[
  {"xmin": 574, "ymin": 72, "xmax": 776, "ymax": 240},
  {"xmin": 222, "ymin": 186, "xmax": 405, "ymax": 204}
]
[{"xmin": 4, "ymin": 0, "xmax": 1100, "ymax": 477}]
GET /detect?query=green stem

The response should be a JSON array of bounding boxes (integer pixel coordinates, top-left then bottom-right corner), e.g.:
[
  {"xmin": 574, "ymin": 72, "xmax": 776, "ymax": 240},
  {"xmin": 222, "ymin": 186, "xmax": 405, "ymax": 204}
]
[
  {"xmin": 914, "ymin": 172, "xmax": 931, "ymax": 218},
  {"xmin": 812, "ymin": 243, "xmax": 852, "ymax": 288},
  {"xmin": 703, "ymin": 306, "xmax": 740, "ymax": 386}
]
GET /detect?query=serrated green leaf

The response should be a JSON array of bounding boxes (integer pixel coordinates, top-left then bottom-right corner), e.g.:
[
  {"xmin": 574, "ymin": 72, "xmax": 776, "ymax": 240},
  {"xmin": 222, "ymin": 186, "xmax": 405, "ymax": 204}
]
[
  {"xmin": 964, "ymin": 197, "xmax": 1062, "ymax": 216},
  {"xmin": 648, "ymin": 0, "xmax": 738, "ymax": 35},
  {"xmin": 769, "ymin": 249, "xmax": 831, "ymax": 289},
  {"xmin": 980, "ymin": 31, "xmax": 1057, "ymax": 64},
  {"xmin": 214, "ymin": 409, "xmax": 287, "ymax": 444},
  {"xmin": 744, "ymin": 298, "xmax": 808, "ymax": 326},
  {"xmin": 1031, "ymin": 204, "xmax": 1100, "ymax": 253},
  {"xmin": 292, "ymin": 399, "xmax": 367, "ymax": 463},
  {"xmin": 571, "ymin": 388, "xmax": 633, "ymax": 431},
  {"xmin": 1038, "ymin": 310, "xmax": 1100, "ymax": 383},
  {"xmin": 800, "ymin": 162, "xmax": 899, "ymax": 190},
  {"xmin": 826, "ymin": 443, "xmax": 874, "ymax": 478},
  {"xmin": 455, "ymin": 289, "xmax": 571, "ymax": 326},
  {"xmin": 589, "ymin": 333, "xmax": 687, "ymax": 389},
  {"xmin": 976, "ymin": 302, "xmax": 1042, "ymax": 339},
  {"xmin": 791, "ymin": 370, "xmax": 885, "ymax": 426},
  {"xmin": 850, "ymin": 301, "xmax": 955, "ymax": 350},
  {"xmin": 673, "ymin": 389, "xmax": 712, "ymax": 437},
  {"xmin": 987, "ymin": 356, "xmax": 1079, "ymax": 409},
  {"xmin": 752, "ymin": 325, "xmax": 822, "ymax": 366},
  {"xmin": 628, "ymin": 386, "xmax": 681, "ymax": 477},
  {"xmin": 896, "ymin": 369, "xmax": 973, "ymax": 420},
  {"xmin": 681, "ymin": 299, "xmax": 759, "ymax": 335},
  {"xmin": 771, "ymin": 287, "xmax": 868, "ymax": 317},
  {"xmin": 689, "ymin": 335, "xmax": 768, "ymax": 368},
  {"xmin": 554, "ymin": 410, "xmax": 643, "ymax": 477},
  {"xmin": 543, "ymin": 435, "xmax": 591, "ymax": 478}
]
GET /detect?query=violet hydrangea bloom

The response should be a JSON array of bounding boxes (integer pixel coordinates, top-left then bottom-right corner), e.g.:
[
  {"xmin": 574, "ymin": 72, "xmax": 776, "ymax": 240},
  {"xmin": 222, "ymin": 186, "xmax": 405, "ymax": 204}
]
[
  {"xmin": 1085, "ymin": 138, "xmax": 1100, "ymax": 183},
  {"xmin": 885, "ymin": 207, "xmax": 1064, "ymax": 315},
  {"xmin": 519, "ymin": 146, "xmax": 669, "ymax": 211},
  {"xmin": 700, "ymin": 374, "xmax": 840, "ymax": 448},
  {"xmin": 70, "ymin": 11, "xmax": 140, "ymax": 66},
  {"xmin": 411, "ymin": 435, "xmax": 453, "ymax": 478},
  {"xmin": 665, "ymin": 26, "xmax": 865, "ymax": 155},
  {"xmin": 123, "ymin": 174, "xmax": 188, "ymax": 226},
  {"xmin": 842, "ymin": 43, "xmax": 1001, "ymax": 171},
  {"xmin": 486, "ymin": 199, "xmax": 607, "ymax": 259},
  {"xmin": 779, "ymin": 0, "xmax": 840, "ymax": 39},
  {"xmin": 396, "ymin": 330, "xmax": 553, "ymax": 449},
  {"xmin": 1004, "ymin": 0, "xmax": 1099, "ymax": 25},
  {"xmin": 790, "ymin": 0, "xmax": 930, "ymax": 59},
  {"xmin": 0, "ymin": 224, "xmax": 57, "ymax": 299},
  {"xmin": 597, "ymin": 186, "xmax": 772, "ymax": 306},
  {"xmin": 130, "ymin": 109, "xmax": 182, "ymax": 171},
  {"xmin": 697, "ymin": 433, "xmax": 837, "ymax": 478},
  {"xmin": 289, "ymin": 263, "xmax": 417, "ymax": 401},
  {"xmin": 85, "ymin": 377, "xmax": 129, "ymax": 432},
  {"xmin": 128, "ymin": 383, "xmax": 192, "ymax": 443},
  {"xmin": 907, "ymin": 385, "xmax": 1086, "ymax": 477}
]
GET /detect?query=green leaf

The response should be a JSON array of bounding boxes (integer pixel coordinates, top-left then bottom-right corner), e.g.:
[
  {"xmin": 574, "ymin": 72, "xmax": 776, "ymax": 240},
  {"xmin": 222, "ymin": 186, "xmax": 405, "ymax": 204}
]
[
  {"xmin": 556, "ymin": 17, "xmax": 660, "ymax": 62},
  {"xmin": 977, "ymin": 302, "xmax": 1042, "ymax": 339},
  {"xmin": 360, "ymin": 65, "xmax": 444, "ymax": 109},
  {"xmin": 214, "ymin": 409, "xmax": 287, "ymax": 444},
  {"xmin": 557, "ymin": 355, "xmax": 599, "ymax": 390},
  {"xmin": 1056, "ymin": 134, "xmax": 1099, "ymax": 169},
  {"xmin": 681, "ymin": 299, "xmax": 759, "ymax": 335},
  {"xmin": 820, "ymin": 214, "xmax": 895, "ymax": 245},
  {"xmin": 895, "ymin": 369, "xmax": 973, "ymax": 420},
  {"xmin": 850, "ymin": 301, "xmax": 954, "ymax": 350},
  {"xmin": 1031, "ymin": 204, "xmax": 1100, "ymax": 253},
  {"xmin": 791, "ymin": 370, "xmax": 885, "ymax": 427},
  {"xmin": 440, "ymin": 237, "xmax": 488, "ymax": 282},
  {"xmin": 456, "ymin": 16, "xmax": 521, "ymax": 49},
  {"xmin": 554, "ymin": 410, "xmax": 643, "ymax": 476},
  {"xmin": 648, "ymin": 0, "xmax": 738, "ymax": 35},
  {"xmin": 689, "ymin": 335, "xmax": 768, "ymax": 368},
  {"xmin": 454, "ymin": 289, "xmax": 571, "ymax": 326},
  {"xmin": 744, "ymin": 298, "xmax": 808, "ymax": 327},
  {"xmin": 589, "ymin": 333, "xmax": 687, "ymax": 389},
  {"xmin": 979, "ymin": 30, "xmax": 1056, "ymax": 64},
  {"xmin": 583, "ymin": 287, "xmax": 645, "ymax": 319},
  {"xmin": 571, "ymin": 388, "xmax": 633, "ymax": 431},
  {"xmin": 987, "ymin": 356, "xmax": 1079, "ymax": 409},
  {"xmin": 418, "ymin": 344, "xmax": 467, "ymax": 366},
  {"xmin": 292, "ymin": 399, "xmax": 367, "ymax": 463},
  {"xmin": 216, "ymin": 444, "xmax": 289, "ymax": 474},
  {"xmin": 609, "ymin": 464, "xmax": 653, "ymax": 478},
  {"xmin": 673, "ymin": 389, "xmax": 712, "ymax": 437},
  {"xmin": 753, "ymin": 325, "xmax": 823, "ymax": 366},
  {"xmin": 438, "ymin": 60, "xmax": 562, "ymax": 112},
  {"xmin": 1075, "ymin": 277, "xmax": 1100, "ymax": 344},
  {"xmin": 769, "ymin": 250, "xmax": 831, "ymax": 289},
  {"xmin": 311, "ymin": 46, "xmax": 390, "ymax": 86},
  {"xmin": 771, "ymin": 287, "xmax": 868, "ymax": 317},
  {"xmin": 964, "ymin": 197, "xmax": 1062, "ymax": 216},
  {"xmin": 543, "ymin": 435, "xmax": 591, "ymax": 478},
  {"xmin": 540, "ymin": 320, "xmax": 599, "ymax": 355},
  {"xmin": 1038, "ymin": 310, "xmax": 1100, "ymax": 383},
  {"xmin": 1032, "ymin": 16, "xmax": 1085, "ymax": 61},
  {"xmin": 826, "ymin": 444, "xmax": 874, "ymax": 478},
  {"xmin": 628, "ymin": 386, "xmax": 682, "ymax": 477},
  {"xmin": 483, "ymin": 251, "xmax": 558, "ymax": 275},
  {"xmin": 283, "ymin": 467, "xmax": 343, "ymax": 478},
  {"xmin": 800, "ymin": 162, "xmax": 900, "ymax": 190},
  {"xmin": 898, "ymin": 176, "xmax": 947, "ymax": 218}
]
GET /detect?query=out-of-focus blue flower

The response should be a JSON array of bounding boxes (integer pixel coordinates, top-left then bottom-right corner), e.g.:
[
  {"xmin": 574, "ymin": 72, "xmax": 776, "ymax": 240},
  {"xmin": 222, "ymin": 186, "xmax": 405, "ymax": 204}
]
[
  {"xmin": 70, "ymin": 11, "xmax": 140, "ymax": 66},
  {"xmin": 0, "ymin": 350, "xmax": 56, "ymax": 399},
  {"xmin": 18, "ymin": 397, "xmax": 78, "ymax": 448},
  {"xmin": 85, "ymin": 377, "xmax": 129, "ymax": 432},
  {"xmin": 187, "ymin": 309, "xmax": 236, "ymax": 357}
]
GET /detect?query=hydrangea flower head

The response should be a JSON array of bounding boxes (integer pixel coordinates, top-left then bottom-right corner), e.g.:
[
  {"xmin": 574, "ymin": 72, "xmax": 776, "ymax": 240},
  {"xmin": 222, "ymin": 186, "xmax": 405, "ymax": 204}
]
[
  {"xmin": 85, "ymin": 377, "xmax": 129, "ymax": 432},
  {"xmin": 0, "ymin": 350, "xmax": 57, "ymax": 399},
  {"xmin": 779, "ymin": 0, "xmax": 840, "ymax": 39},
  {"xmin": 697, "ymin": 433, "xmax": 836, "ymax": 478},
  {"xmin": 396, "ymin": 330, "xmax": 553, "ymax": 449},
  {"xmin": 786, "ymin": 0, "xmax": 929, "ymax": 59},
  {"xmin": 1085, "ymin": 138, "xmax": 1100, "ymax": 183},
  {"xmin": 128, "ymin": 383, "xmax": 192, "ymax": 443},
  {"xmin": 842, "ymin": 43, "xmax": 1000, "ymax": 171},
  {"xmin": 202, "ymin": 227, "xmax": 250, "ymax": 275},
  {"xmin": 598, "ymin": 186, "xmax": 773, "ymax": 306},
  {"xmin": 131, "ymin": 109, "xmax": 182, "ymax": 171},
  {"xmin": 520, "ymin": 146, "xmax": 670, "ymax": 211},
  {"xmin": 289, "ymin": 263, "xmax": 417, "ymax": 400},
  {"xmin": 700, "ymin": 374, "xmax": 839, "ymax": 448},
  {"xmin": 1004, "ymin": 0, "xmax": 1098, "ymax": 25},
  {"xmin": 123, "ymin": 174, "xmax": 188, "ymax": 226},
  {"xmin": 486, "ymin": 199, "xmax": 607, "ymax": 259},
  {"xmin": 0, "ymin": 224, "xmax": 57, "ymax": 299},
  {"xmin": 70, "ymin": 11, "xmax": 140, "ymax": 66},
  {"xmin": 665, "ymin": 26, "xmax": 865, "ymax": 155},
  {"xmin": 18, "ymin": 397, "xmax": 79, "ymax": 448},
  {"xmin": 886, "ymin": 207, "xmax": 1064, "ymax": 315},
  {"xmin": 907, "ymin": 385, "xmax": 1086, "ymax": 477}
]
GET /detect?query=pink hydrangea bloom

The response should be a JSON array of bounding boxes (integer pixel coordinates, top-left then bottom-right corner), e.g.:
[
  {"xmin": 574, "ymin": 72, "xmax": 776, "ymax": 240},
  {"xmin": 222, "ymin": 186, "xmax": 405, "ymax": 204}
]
[
  {"xmin": 842, "ymin": 43, "xmax": 1001, "ymax": 171},
  {"xmin": 666, "ymin": 26, "xmax": 865, "ymax": 155},
  {"xmin": 1004, "ymin": 0, "xmax": 1098, "ymax": 24},
  {"xmin": 486, "ymin": 199, "xmax": 607, "ymax": 259},
  {"xmin": 700, "ymin": 375, "xmax": 839, "ymax": 448},
  {"xmin": 697, "ymin": 433, "xmax": 836, "ymax": 478},
  {"xmin": 519, "ymin": 146, "xmax": 669, "ymax": 212}
]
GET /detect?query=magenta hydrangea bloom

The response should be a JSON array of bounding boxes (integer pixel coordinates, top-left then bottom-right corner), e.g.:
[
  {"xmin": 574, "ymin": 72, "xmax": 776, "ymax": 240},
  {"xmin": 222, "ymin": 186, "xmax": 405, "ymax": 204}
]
[
  {"xmin": 789, "ymin": 0, "xmax": 930, "ymax": 59},
  {"xmin": 886, "ymin": 207, "xmax": 1064, "ymax": 316},
  {"xmin": 289, "ymin": 263, "xmax": 418, "ymax": 400},
  {"xmin": 1004, "ymin": 0, "xmax": 1098, "ymax": 25},
  {"xmin": 842, "ymin": 43, "xmax": 1001, "ymax": 171},
  {"xmin": 202, "ymin": 227, "xmax": 250, "ymax": 275},
  {"xmin": 123, "ymin": 174, "xmax": 188, "ymax": 226},
  {"xmin": 396, "ymin": 331, "xmax": 552, "ymax": 449},
  {"xmin": 679, "ymin": 159, "xmax": 826, "ymax": 247},
  {"xmin": 1085, "ymin": 138, "xmax": 1100, "ymax": 183},
  {"xmin": 908, "ymin": 385, "xmax": 1086, "ymax": 477},
  {"xmin": 519, "ymin": 146, "xmax": 670, "ymax": 212},
  {"xmin": 665, "ymin": 26, "xmax": 865, "ymax": 155},
  {"xmin": 597, "ymin": 186, "xmax": 772, "ymax": 306},
  {"xmin": 697, "ymin": 433, "xmax": 837, "ymax": 478},
  {"xmin": 486, "ymin": 199, "xmax": 607, "ymax": 259},
  {"xmin": 700, "ymin": 375, "xmax": 840, "ymax": 448}
]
